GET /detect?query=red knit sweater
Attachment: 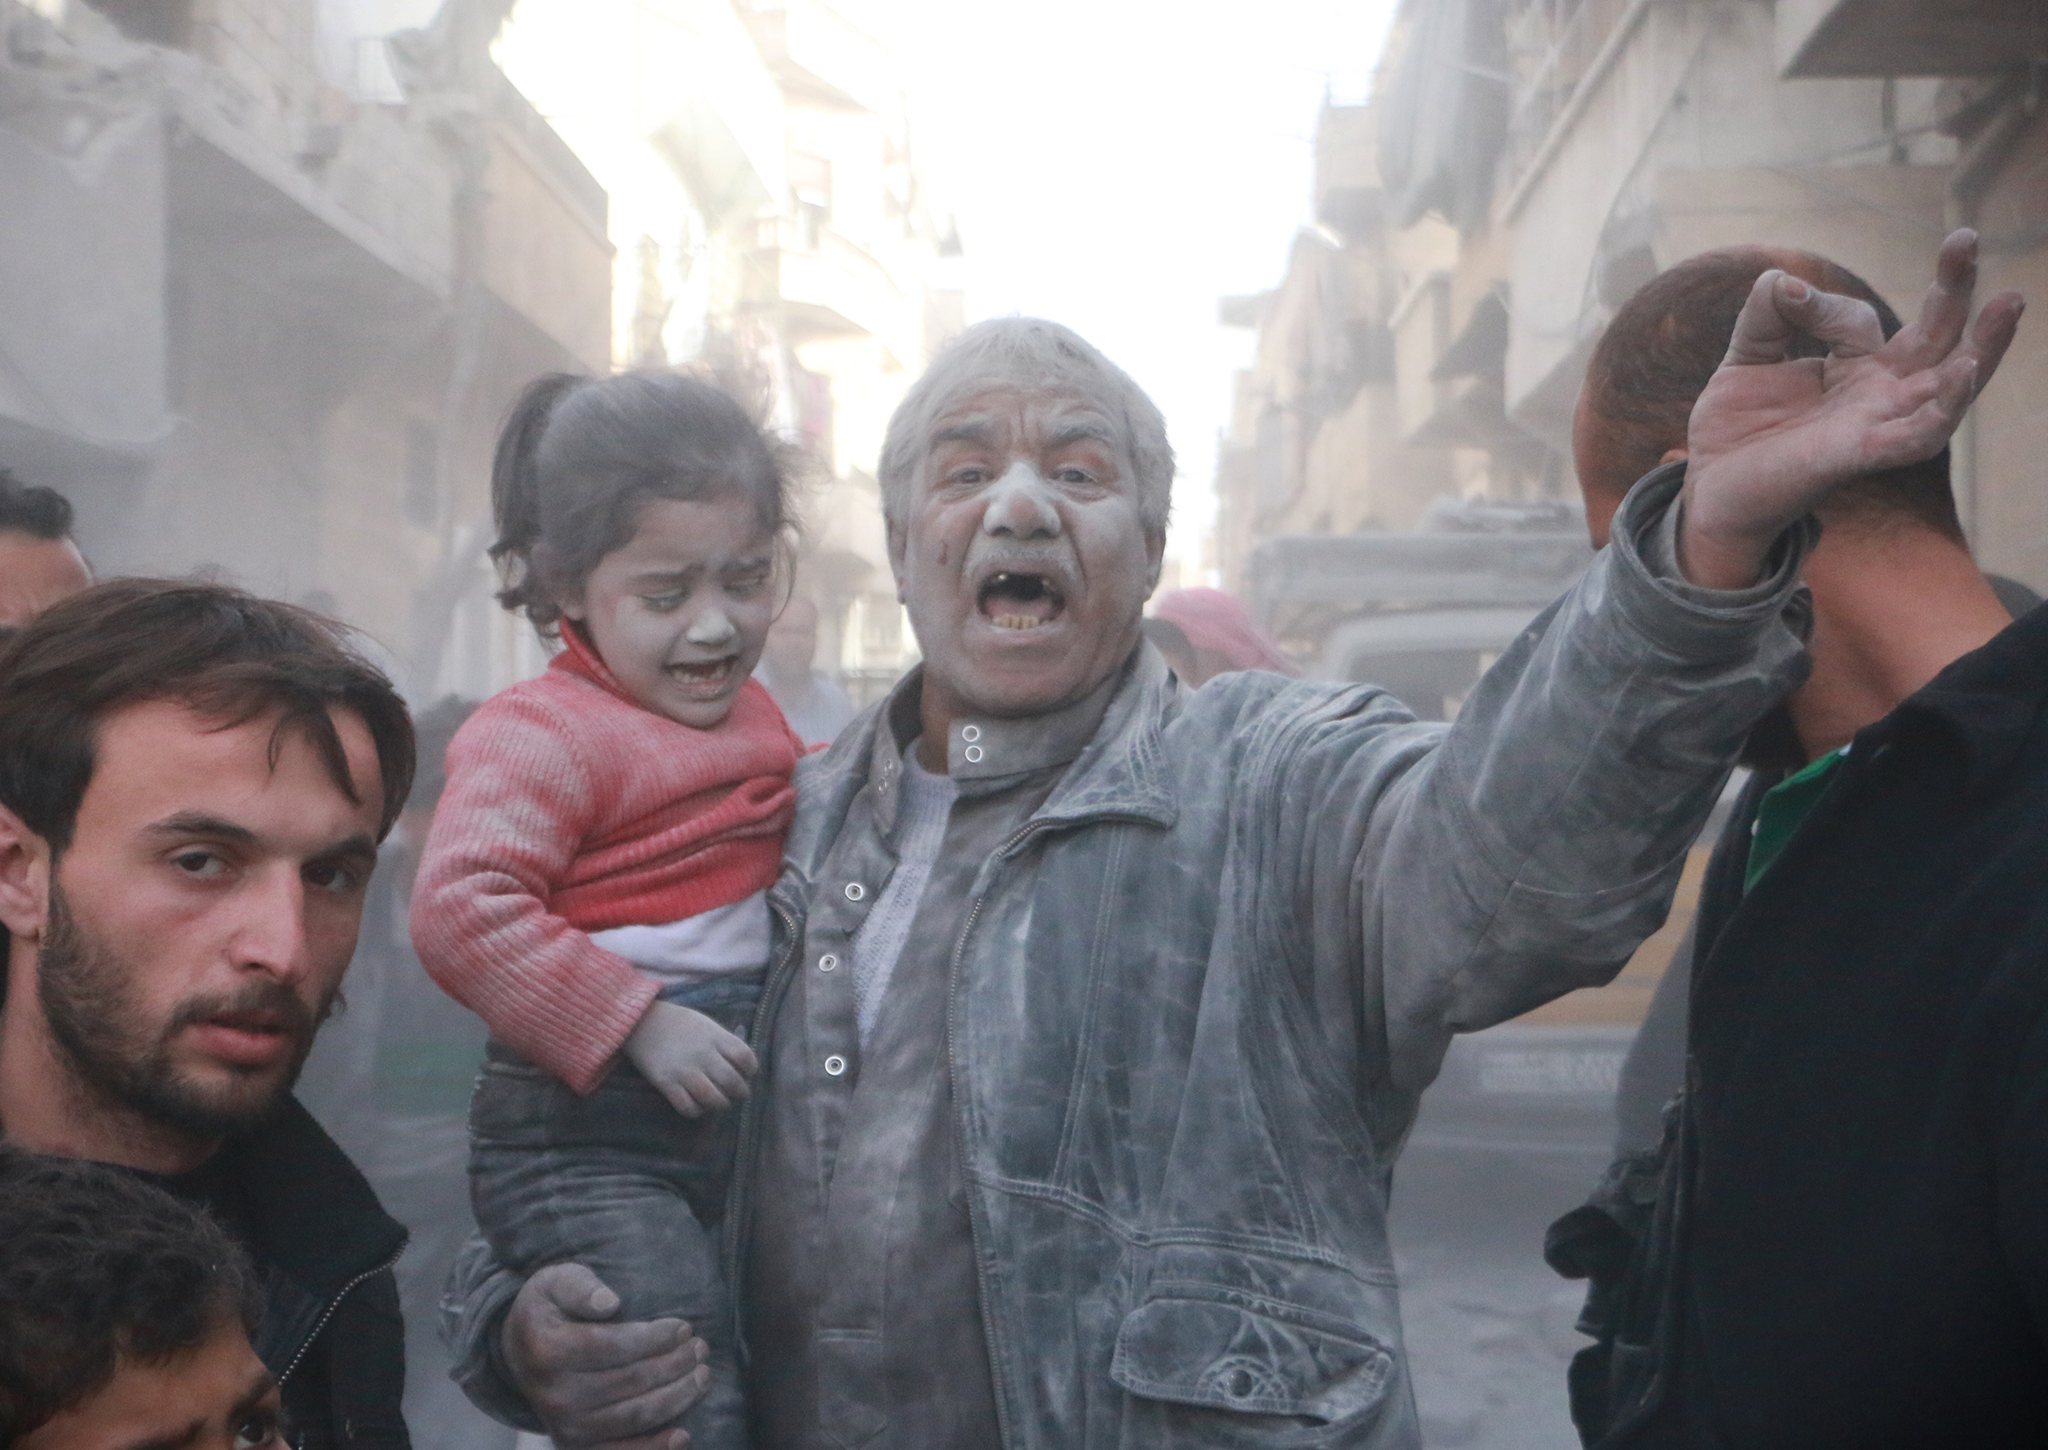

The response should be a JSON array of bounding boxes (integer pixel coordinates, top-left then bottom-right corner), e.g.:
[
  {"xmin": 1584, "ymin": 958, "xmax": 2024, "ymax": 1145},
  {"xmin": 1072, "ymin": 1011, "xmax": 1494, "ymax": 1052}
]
[{"xmin": 411, "ymin": 627, "xmax": 800, "ymax": 1093}]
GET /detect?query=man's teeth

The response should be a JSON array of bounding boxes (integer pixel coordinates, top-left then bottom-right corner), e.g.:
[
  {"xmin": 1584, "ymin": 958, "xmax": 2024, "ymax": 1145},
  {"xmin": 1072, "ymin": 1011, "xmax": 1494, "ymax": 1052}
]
[{"xmin": 992, "ymin": 614, "xmax": 1048, "ymax": 630}]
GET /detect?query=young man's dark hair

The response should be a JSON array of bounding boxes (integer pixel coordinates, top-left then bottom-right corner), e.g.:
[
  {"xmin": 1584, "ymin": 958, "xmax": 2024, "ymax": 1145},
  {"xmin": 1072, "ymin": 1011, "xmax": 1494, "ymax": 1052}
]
[
  {"xmin": 0, "ymin": 1146, "xmax": 266, "ymax": 1444},
  {"xmin": 1577, "ymin": 246, "xmax": 1961, "ymax": 543},
  {"xmin": 0, "ymin": 470, "xmax": 74, "ymax": 540},
  {"xmin": 0, "ymin": 578, "xmax": 415, "ymax": 858},
  {"xmin": 0, "ymin": 472, "xmax": 90, "ymax": 645}
]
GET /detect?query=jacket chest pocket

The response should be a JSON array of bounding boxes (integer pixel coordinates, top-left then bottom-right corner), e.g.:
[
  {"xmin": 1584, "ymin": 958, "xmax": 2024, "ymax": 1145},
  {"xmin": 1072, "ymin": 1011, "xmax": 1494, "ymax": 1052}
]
[{"xmin": 1109, "ymin": 1248, "xmax": 1401, "ymax": 1446}]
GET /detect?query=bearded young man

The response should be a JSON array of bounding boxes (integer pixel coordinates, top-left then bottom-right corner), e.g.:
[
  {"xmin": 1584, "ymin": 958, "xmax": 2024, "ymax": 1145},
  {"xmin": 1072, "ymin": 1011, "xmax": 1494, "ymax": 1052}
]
[
  {"xmin": 446, "ymin": 233, "xmax": 2018, "ymax": 1450},
  {"xmin": 0, "ymin": 579, "xmax": 418, "ymax": 1450}
]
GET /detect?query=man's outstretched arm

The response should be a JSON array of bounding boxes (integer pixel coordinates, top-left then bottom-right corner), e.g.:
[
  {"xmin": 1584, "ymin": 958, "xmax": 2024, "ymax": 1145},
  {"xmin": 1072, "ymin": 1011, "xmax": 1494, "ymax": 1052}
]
[{"xmin": 1357, "ymin": 229, "xmax": 2021, "ymax": 1090}]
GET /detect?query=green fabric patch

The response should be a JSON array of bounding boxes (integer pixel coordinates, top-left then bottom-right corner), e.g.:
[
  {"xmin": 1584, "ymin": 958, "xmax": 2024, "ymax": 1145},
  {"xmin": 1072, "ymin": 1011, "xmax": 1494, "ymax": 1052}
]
[
  {"xmin": 376, "ymin": 1039, "xmax": 485, "ymax": 1117},
  {"xmin": 1745, "ymin": 748, "xmax": 1848, "ymax": 893}
]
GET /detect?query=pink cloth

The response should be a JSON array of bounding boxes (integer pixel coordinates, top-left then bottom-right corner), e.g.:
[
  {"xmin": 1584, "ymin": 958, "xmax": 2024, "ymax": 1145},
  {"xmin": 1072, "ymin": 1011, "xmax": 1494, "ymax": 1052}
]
[
  {"xmin": 411, "ymin": 626, "xmax": 800, "ymax": 1093},
  {"xmin": 1150, "ymin": 588, "xmax": 1297, "ymax": 676}
]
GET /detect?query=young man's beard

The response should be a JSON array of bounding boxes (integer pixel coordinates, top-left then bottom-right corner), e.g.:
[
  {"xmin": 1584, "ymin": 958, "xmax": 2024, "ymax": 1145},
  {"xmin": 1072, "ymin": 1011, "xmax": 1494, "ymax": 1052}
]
[{"xmin": 37, "ymin": 883, "xmax": 324, "ymax": 1141}]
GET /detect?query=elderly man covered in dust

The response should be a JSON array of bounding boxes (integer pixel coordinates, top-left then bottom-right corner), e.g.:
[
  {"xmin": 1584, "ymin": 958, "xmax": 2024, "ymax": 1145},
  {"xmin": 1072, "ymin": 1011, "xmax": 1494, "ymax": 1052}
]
[{"xmin": 448, "ymin": 235, "xmax": 2018, "ymax": 1450}]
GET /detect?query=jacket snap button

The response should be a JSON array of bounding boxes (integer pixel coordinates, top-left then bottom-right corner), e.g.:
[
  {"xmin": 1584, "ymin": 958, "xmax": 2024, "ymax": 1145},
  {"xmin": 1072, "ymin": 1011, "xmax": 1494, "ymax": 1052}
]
[
  {"xmin": 818, "ymin": 953, "xmax": 838, "ymax": 972},
  {"xmin": 1228, "ymin": 1368, "xmax": 1253, "ymax": 1399},
  {"xmin": 844, "ymin": 882, "xmax": 866, "ymax": 902},
  {"xmin": 964, "ymin": 744, "xmax": 984, "ymax": 763},
  {"xmin": 824, "ymin": 1054, "xmax": 847, "ymax": 1076},
  {"xmin": 962, "ymin": 724, "xmax": 981, "ymax": 742}
]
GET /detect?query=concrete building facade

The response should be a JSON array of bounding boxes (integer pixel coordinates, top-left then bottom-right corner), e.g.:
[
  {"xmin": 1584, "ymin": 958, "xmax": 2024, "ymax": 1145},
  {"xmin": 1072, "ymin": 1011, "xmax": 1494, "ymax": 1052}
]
[
  {"xmin": 1219, "ymin": 0, "xmax": 2048, "ymax": 641},
  {"xmin": 0, "ymin": 0, "xmax": 612, "ymax": 699},
  {"xmin": 495, "ymin": 0, "xmax": 965, "ymax": 703}
]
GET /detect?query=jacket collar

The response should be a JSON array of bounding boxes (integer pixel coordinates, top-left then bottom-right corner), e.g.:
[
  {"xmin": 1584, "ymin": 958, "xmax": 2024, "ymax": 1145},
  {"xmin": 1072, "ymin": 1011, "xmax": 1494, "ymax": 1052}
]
[
  {"xmin": 217, "ymin": 1095, "xmax": 408, "ymax": 1296},
  {"xmin": 1884, "ymin": 599, "xmax": 2048, "ymax": 795},
  {"xmin": 857, "ymin": 644, "xmax": 1180, "ymax": 838}
]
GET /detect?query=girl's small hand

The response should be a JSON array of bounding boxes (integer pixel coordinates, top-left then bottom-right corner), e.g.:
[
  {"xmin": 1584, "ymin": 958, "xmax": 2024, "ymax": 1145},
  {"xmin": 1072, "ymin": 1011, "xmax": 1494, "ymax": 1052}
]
[{"xmin": 624, "ymin": 1001, "xmax": 759, "ymax": 1118}]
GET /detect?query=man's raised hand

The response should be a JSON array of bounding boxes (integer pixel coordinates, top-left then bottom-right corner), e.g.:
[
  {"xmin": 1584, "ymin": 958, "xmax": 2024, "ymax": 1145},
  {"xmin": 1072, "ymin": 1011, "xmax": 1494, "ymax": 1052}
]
[
  {"xmin": 1677, "ymin": 229, "xmax": 2023, "ymax": 589},
  {"xmin": 502, "ymin": 1262, "xmax": 709, "ymax": 1450}
]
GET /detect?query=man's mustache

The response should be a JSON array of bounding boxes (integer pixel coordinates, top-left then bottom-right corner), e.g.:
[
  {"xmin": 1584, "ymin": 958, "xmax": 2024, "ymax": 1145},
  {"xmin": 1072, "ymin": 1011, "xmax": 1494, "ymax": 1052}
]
[
  {"xmin": 164, "ymin": 978, "xmax": 323, "ymax": 1049},
  {"xmin": 962, "ymin": 539, "xmax": 1081, "ymax": 597}
]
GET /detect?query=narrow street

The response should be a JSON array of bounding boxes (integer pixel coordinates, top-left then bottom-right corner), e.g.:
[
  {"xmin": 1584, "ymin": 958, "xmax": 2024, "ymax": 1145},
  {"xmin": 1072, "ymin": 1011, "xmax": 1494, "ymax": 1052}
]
[{"xmin": 1389, "ymin": 1025, "xmax": 1632, "ymax": 1450}]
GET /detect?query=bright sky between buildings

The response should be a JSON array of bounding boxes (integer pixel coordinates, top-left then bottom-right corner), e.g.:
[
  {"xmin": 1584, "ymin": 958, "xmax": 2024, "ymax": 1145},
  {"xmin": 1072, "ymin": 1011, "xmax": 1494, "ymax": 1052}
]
[{"xmin": 879, "ymin": 0, "xmax": 1397, "ymax": 583}]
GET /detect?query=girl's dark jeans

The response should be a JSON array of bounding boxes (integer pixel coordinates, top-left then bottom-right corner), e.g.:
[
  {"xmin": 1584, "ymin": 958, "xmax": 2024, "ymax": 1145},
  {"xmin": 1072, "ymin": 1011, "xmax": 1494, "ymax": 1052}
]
[{"xmin": 467, "ymin": 977, "xmax": 759, "ymax": 1450}]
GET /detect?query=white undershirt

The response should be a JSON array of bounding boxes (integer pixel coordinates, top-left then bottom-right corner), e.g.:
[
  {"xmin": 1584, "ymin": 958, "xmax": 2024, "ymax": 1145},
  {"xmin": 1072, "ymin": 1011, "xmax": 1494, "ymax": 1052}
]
[
  {"xmin": 849, "ymin": 743, "xmax": 957, "ymax": 1043},
  {"xmin": 588, "ymin": 890, "xmax": 772, "ymax": 986}
]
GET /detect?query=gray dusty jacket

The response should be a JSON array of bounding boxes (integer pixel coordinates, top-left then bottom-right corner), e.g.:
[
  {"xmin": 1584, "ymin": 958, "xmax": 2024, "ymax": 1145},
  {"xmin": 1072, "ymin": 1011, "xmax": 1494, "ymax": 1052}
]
[{"xmin": 447, "ymin": 469, "xmax": 1810, "ymax": 1449}]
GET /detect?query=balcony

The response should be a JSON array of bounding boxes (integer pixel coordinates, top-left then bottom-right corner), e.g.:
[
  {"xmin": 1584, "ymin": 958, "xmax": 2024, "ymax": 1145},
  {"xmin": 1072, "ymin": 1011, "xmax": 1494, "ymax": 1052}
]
[
  {"xmin": 1315, "ymin": 103, "xmax": 1384, "ymax": 244},
  {"xmin": 742, "ymin": 219, "xmax": 917, "ymax": 364},
  {"xmin": 1778, "ymin": 0, "xmax": 2048, "ymax": 78},
  {"xmin": 743, "ymin": 0, "xmax": 895, "ymax": 114}
]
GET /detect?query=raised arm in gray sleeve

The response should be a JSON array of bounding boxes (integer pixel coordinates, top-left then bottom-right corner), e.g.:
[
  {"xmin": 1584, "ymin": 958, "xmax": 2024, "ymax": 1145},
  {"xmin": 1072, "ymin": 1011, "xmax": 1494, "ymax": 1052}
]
[{"xmin": 1361, "ymin": 463, "xmax": 1811, "ymax": 1090}]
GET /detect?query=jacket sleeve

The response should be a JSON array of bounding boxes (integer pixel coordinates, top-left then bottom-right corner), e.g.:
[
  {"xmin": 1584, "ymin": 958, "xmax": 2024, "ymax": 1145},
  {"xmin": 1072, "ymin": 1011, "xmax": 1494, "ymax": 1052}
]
[
  {"xmin": 1352, "ymin": 464, "xmax": 1811, "ymax": 1092},
  {"xmin": 442, "ymin": 1232, "xmax": 548, "ymax": 1433},
  {"xmin": 410, "ymin": 693, "xmax": 661, "ymax": 1094}
]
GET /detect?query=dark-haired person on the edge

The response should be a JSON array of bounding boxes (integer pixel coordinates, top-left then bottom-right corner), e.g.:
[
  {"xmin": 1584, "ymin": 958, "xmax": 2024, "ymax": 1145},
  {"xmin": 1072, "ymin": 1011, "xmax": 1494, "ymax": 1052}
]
[
  {"xmin": 0, "ymin": 1147, "xmax": 284, "ymax": 1450},
  {"xmin": 0, "ymin": 470, "xmax": 91, "ymax": 639},
  {"xmin": 1548, "ymin": 243, "xmax": 2048, "ymax": 1448},
  {"xmin": 0, "ymin": 580, "xmax": 418, "ymax": 1450}
]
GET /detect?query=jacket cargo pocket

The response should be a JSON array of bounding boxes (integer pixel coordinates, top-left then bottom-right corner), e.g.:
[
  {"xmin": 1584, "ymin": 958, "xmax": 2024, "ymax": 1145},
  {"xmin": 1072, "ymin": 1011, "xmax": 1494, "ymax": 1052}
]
[{"xmin": 1110, "ymin": 1247, "xmax": 1398, "ymax": 1440}]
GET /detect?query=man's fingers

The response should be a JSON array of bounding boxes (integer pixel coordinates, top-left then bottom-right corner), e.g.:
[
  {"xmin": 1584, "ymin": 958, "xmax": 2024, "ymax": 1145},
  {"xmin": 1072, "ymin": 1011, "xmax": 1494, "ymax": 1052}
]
[
  {"xmin": 1719, "ymin": 270, "xmax": 1884, "ymax": 362},
  {"xmin": 1934, "ymin": 354, "xmax": 1980, "ymax": 426},
  {"xmin": 531, "ymin": 1262, "xmax": 624, "ymax": 1322},
  {"xmin": 541, "ymin": 1335, "xmax": 707, "ymax": 1420},
  {"xmin": 556, "ymin": 1360, "xmax": 711, "ymax": 1447},
  {"xmin": 1805, "ymin": 291, "xmax": 1887, "ymax": 359},
  {"xmin": 1859, "ymin": 362, "xmax": 1975, "ymax": 471},
  {"xmin": 1936, "ymin": 226, "xmax": 1981, "ymax": 293},
  {"xmin": 581, "ymin": 1431, "xmax": 689, "ymax": 1450},
  {"xmin": 1721, "ymin": 269, "xmax": 1804, "ymax": 365},
  {"xmin": 1890, "ymin": 228, "xmax": 1982, "ymax": 368},
  {"xmin": 1959, "ymin": 290, "xmax": 2025, "ymax": 397},
  {"xmin": 533, "ymin": 1312, "xmax": 693, "ymax": 1375}
]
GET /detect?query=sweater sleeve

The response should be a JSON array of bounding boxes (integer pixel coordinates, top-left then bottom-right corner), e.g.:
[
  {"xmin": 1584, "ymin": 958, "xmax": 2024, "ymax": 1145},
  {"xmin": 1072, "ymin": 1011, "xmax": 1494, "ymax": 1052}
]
[{"xmin": 410, "ymin": 691, "xmax": 661, "ymax": 1093}]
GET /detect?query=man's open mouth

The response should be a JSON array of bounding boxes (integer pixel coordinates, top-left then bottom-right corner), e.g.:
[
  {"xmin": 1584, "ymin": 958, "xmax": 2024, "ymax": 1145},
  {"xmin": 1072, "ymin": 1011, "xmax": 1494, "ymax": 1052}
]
[{"xmin": 978, "ymin": 572, "xmax": 1067, "ymax": 631}]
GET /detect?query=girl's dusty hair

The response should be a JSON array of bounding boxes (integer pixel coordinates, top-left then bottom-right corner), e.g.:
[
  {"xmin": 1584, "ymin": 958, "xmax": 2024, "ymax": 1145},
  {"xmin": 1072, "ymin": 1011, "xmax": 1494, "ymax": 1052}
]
[{"xmin": 489, "ymin": 371, "xmax": 800, "ymax": 632}]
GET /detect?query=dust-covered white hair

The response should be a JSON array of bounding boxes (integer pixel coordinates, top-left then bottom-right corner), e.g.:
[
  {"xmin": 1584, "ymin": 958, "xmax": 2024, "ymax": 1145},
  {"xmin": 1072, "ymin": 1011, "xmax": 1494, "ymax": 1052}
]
[{"xmin": 878, "ymin": 318, "xmax": 1174, "ymax": 537}]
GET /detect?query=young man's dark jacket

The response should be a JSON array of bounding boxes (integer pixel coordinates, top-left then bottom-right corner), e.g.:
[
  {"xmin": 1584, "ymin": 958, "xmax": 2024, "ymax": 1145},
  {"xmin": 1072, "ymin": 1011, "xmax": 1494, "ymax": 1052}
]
[
  {"xmin": 149, "ymin": 1097, "xmax": 411, "ymax": 1450},
  {"xmin": 1551, "ymin": 603, "xmax": 2048, "ymax": 1447}
]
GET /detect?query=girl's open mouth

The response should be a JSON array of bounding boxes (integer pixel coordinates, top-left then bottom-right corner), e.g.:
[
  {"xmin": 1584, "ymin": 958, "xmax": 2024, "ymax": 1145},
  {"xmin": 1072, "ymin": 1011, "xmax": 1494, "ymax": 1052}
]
[{"xmin": 665, "ymin": 656, "xmax": 739, "ymax": 691}]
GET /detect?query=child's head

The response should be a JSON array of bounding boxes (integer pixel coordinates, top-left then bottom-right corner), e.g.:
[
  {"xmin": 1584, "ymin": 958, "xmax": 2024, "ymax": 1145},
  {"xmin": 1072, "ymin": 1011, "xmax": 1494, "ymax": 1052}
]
[
  {"xmin": 0, "ymin": 1149, "xmax": 278, "ymax": 1450},
  {"xmin": 490, "ymin": 371, "xmax": 798, "ymax": 728}
]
